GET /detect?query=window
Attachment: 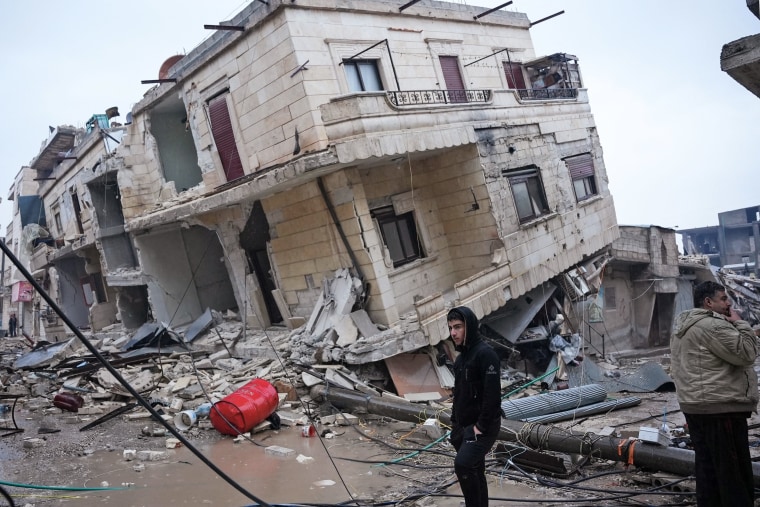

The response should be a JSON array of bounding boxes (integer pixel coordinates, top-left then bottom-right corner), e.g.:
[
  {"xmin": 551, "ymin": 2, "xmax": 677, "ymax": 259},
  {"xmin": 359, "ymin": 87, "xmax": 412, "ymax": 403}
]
[
  {"xmin": 503, "ymin": 166, "xmax": 550, "ymax": 223},
  {"xmin": 503, "ymin": 62, "xmax": 526, "ymax": 89},
  {"xmin": 344, "ymin": 59, "xmax": 383, "ymax": 92},
  {"xmin": 603, "ymin": 286, "xmax": 616, "ymax": 309},
  {"xmin": 439, "ymin": 55, "xmax": 467, "ymax": 103},
  {"xmin": 51, "ymin": 202, "xmax": 63, "ymax": 236},
  {"xmin": 565, "ymin": 153, "xmax": 598, "ymax": 202},
  {"xmin": 372, "ymin": 206, "xmax": 423, "ymax": 268}
]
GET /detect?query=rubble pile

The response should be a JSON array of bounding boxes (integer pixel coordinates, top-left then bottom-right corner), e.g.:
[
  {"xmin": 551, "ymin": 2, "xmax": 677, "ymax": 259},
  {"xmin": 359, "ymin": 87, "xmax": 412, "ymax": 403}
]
[{"xmin": 2, "ymin": 266, "xmax": 760, "ymax": 504}]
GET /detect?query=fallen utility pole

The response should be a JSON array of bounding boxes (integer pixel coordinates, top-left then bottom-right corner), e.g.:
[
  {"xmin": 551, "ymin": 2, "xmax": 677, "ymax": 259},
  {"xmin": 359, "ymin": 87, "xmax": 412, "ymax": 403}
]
[{"xmin": 312, "ymin": 385, "xmax": 760, "ymax": 486}]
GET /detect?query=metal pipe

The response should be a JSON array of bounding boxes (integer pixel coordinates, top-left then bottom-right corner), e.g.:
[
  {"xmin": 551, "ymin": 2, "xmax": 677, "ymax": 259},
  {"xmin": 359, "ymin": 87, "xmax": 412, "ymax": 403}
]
[
  {"xmin": 311, "ymin": 385, "xmax": 760, "ymax": 485},
  {"xmin": 474, "ymin": 1, "xmax": 513, "ymax": 20}
]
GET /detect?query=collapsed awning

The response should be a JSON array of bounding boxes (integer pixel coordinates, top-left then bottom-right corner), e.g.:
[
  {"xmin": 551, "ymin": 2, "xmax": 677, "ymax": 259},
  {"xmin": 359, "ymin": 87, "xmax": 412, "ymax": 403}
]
[{"xmin": 481, "ymin": 282, "xmax": 557, "ymax": 344}]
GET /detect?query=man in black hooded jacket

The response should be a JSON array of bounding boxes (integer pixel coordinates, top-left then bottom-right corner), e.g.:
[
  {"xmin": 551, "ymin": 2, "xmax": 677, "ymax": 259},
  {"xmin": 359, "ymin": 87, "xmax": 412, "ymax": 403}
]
[{"xmin": 447, "ymin": 306, "xmax": 502, "ymax": 507}]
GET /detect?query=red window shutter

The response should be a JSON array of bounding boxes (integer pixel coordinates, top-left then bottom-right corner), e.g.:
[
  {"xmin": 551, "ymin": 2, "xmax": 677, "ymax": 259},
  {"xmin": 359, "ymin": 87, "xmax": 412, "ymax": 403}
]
[
  {"xmin": 208, "ymin": 94, "xmax": 244, "ymax": 181},
  {"xmin": 565, "ymin": 154, "xmax": 594, "ymax": 179},
  {"xmin": 503, "ymin": 62, "xmax": 526, "ymax": 89}
]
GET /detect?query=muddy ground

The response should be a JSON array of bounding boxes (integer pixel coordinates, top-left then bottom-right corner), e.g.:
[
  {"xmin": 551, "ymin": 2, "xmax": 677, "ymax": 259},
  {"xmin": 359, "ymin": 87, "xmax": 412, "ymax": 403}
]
[
  {"xmin": 0, "ymin": 381, "xmax": 712, "ymax": 507},
  {"xmin": 2, "ymin": 325, "xmax": 759, "ymax": 507}
]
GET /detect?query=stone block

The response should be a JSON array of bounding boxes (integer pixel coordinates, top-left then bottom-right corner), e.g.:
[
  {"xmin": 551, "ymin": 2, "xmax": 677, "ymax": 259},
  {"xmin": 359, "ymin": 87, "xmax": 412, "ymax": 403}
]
[
  {"xmin": 264, "ymin": 445, "xmax": 295, "ymax": 457},
  {"xmin": 23, "ymin": 438, "xmax": 46, "ymax": 449},
  {"xmin": 136, "ymin": 450, "xmax": 168, "ymax": 461}
]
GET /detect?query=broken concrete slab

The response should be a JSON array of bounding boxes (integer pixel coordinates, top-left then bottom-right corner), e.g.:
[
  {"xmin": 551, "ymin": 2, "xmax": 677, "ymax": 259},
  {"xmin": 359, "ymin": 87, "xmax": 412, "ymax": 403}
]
[
  {"xmin": 350, "ymin": 310, "xmax": 381, "ymax": 339},
  {"xmin": 14, "ymin": 339, "xmax": 74, "ymax": 369},
  {"xmin": 334, "ymin": 315, "xmax": 358, "ymax": 348},
  {"xmin": 385, "ymin": 352, "xmax": 449, "ymax": 399},
  {"xmin": 184, "ymin": 308, "xmax": 214, "ymax": 343}
]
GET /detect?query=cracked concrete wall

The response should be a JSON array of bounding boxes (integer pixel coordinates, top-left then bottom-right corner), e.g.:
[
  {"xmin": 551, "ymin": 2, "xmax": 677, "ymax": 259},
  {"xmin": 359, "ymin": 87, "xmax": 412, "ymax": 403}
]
[
  {"xmin": 116, "ymin": 119, "xmax": 164, "ymax": 220},
  {"xmin": 263, "ymin": 173, "xmax": 359, "ymax": 322},
  {"xmin": 192, "ymin": 207, "xmax": 268, "ymax": 328},
  {"xmin": 134, "ymin": 225, "xmax": 236, "ymax": 326},
  {"xmin": 481, "ymin": 124, "xmax": 619, "ymax": 300},
  {"xmin": 356, "ymin": 145, "xmax": 498, "ymax": 317}
]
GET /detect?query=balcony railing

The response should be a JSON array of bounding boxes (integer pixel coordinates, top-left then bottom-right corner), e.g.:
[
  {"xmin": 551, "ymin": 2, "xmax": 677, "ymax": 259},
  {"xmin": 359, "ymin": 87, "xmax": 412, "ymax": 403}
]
[
  {"xmin": 387, "ymin": 89, "xmax": 492, "ymax": 106},
  {"xmin": 517, "ymin": 88, "xmax": 578, "ymax": 100}
]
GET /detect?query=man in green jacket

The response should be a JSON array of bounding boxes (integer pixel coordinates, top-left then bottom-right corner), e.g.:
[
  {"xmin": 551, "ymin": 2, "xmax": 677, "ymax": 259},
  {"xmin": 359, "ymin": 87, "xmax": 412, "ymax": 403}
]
[{"xmin": 670, "ymin": 280, "xmax": 758, "ymax": 506}]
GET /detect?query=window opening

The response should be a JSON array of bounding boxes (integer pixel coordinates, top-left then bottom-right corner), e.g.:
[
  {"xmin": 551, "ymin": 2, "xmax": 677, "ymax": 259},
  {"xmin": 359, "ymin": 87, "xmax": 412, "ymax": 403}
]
[
  {"xmin": 372, "ymin": 206, "xmax": 423, "ymax": 268},
  {"xmin": 565, "ymin": 153, "xmax": 598, "ymax": 202},
  {"xmin": 207, "ymin": 93, "xmax": 244, "ymax": 181},
  {"xmin": 502, "ymin": 166, "xmax": 550, "ymax": 223},
  {"xmin": 439, "ymin": 55, "xmax": 467, "ymax": 103},
  {"xmin": 344, "ymin": 59, "xmax": 383, "ymax": 92}
]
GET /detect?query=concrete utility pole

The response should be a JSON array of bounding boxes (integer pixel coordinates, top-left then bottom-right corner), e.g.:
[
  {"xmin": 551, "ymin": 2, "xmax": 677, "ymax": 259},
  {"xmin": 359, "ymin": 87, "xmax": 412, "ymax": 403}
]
[{"xmin": 312, "ymin": 385, "xmax": 760, "ymax": 486}]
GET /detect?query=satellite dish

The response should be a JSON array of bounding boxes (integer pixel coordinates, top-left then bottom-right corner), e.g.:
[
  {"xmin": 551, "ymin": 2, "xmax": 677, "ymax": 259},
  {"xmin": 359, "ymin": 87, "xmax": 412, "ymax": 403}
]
[{"xmin": 158, "ymin": 55, "xmax": 185, "ymax": 80}]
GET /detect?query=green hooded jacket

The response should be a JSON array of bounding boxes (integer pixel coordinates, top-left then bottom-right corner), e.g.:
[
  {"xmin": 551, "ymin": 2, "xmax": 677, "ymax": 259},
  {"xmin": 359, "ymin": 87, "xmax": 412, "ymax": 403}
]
[{"xmin": 670, "ymin": 308, "xmax": 758, "ymax": 414}]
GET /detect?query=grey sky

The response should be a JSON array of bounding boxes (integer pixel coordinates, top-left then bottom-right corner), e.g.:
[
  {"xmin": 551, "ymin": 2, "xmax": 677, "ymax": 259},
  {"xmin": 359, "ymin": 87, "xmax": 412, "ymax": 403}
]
[{"xmin": 1, "ymin": 1, "xmax": 758, "ymax": 237}]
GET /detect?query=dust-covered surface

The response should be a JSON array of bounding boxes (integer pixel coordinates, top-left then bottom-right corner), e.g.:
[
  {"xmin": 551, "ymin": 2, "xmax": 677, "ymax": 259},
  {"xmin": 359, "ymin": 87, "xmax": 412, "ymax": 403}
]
[
  {"xmin": 1, "ymin": 316, "xmax": 759, "ymax": 506},
  {"xmin": 0, "ymin": 385, "xmax": 726, "ymax": 507}
]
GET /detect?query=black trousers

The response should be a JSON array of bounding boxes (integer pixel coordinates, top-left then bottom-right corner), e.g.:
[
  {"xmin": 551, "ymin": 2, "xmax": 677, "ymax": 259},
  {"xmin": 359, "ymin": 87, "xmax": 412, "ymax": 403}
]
[
  {"xmin": 452, "ymin": 427, "xmax": 498, "ymax": 507},
  {"xmin": 684, "ymin": 412, "xmax": 754, "ymax": 507}
]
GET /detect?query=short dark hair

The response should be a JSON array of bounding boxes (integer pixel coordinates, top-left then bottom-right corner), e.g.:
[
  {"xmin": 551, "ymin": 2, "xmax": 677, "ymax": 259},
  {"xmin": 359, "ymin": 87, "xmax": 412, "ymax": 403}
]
[
  {"xmin": 447, "ymin": 308, "xmax": 465, "ymax": 322},
  {"xmin": 693, "ymin": 281, "xmax": 725, "ymax": 308}
]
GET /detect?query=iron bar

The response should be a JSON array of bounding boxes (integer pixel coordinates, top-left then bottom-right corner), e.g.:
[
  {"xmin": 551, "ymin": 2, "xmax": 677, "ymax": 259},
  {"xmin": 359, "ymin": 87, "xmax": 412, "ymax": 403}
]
[
  {"xmin": 0, "ymin": 240, "xmax": 271, "ymax": 506},
  {"xmin": 387, "ymin": 89, "xmax": 491, "ymax": 106},
  {"xmin": 530, "ymin": 10, "xmax": 565, "ymax": 27},
  {"xmin": 474, "ymin": 1, "xmax": 513, "ymax": 20},
  {"xmin": 204, "ymin": 24, "xmax": 245, "ymax": 31},
  {"xmin": 398, "ymin": 0, "xmax": 422, "ymax": 11},
  {"xmin": 517, "ymin": 88, "xmax": 577, "ymax": 100}
]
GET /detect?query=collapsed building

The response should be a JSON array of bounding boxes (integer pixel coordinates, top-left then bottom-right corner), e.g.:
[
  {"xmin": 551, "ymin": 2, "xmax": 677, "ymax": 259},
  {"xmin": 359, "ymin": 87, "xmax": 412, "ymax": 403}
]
[
  {"xmin": 679, "ymin": 205, "xmax": 760, "ymax": 277},
  {"xmin": 4, "ymin": 0, "xmax": 623, "ymax": 366}
]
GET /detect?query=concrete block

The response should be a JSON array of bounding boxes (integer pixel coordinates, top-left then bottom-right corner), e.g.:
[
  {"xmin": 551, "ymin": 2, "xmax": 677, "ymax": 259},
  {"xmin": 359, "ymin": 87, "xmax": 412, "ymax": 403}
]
[
  {"xmin": 137, "ymin": 450, "xmax": 168, "ymax": 461},
  {"xmin": 265, "ymin": 445, "xmax": 295, "ymax": 457},
  {"xmin": 23, "ymin": 438, "xmax": 46, "ymax": 449}
]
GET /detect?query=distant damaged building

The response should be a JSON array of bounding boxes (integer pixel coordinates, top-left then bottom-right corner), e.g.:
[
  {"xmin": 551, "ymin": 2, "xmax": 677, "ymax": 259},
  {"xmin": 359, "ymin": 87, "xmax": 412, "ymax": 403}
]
[{"xmin": 5, "ymin": 0, "xmax": 618, "ymax": 358}]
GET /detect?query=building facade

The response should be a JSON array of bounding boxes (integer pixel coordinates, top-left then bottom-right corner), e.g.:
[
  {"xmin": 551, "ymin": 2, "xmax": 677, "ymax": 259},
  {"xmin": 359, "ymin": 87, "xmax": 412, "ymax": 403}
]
[{"xmin": 6, "ymin": 0, "xmax": 619, "ymax": 352}]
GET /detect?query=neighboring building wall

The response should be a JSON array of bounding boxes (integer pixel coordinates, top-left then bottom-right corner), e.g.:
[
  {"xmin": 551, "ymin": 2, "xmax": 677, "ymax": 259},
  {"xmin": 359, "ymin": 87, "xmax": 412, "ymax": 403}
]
[
  {"xmin": 679, "ymin": 205, "xmax": 760, "ymax": 276},
  {"xmin": 593, "ymin": 226, "xmax": 680, "ymax": 354}
]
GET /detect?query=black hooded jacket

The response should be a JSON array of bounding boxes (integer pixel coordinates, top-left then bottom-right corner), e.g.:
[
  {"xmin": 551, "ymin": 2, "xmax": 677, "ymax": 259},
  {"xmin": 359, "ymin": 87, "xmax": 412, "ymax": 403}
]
[{"xmin": 450, "ymin": 306, "xmax": 503, "ymax": 435}]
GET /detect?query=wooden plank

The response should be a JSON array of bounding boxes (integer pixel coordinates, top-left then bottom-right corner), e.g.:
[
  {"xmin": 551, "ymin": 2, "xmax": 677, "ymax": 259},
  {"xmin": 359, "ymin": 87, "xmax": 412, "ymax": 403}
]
[{"xmin": 384, "ymin": 353, "xmax": 448, "ymax": 399}]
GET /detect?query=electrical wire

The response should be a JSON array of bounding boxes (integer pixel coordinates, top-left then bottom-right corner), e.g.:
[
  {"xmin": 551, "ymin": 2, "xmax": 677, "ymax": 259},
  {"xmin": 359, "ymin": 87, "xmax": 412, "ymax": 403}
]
[{"xmin": 0, "ymin": 240, "xmax": 272, "ymax": 507}]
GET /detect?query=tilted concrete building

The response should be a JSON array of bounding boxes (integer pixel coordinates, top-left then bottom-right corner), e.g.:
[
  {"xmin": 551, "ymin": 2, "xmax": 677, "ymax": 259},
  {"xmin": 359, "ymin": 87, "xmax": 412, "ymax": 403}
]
[{"xmin": 7, "ymin": 0, "xmax": 619, "ymax": 355}]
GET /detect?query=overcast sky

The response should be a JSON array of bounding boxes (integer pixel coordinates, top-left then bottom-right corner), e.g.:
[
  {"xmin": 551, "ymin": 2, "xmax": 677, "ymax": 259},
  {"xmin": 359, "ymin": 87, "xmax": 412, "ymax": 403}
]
[{"xmin": 1, "ymin": 1, "xmax": 758, "ymax": 237}]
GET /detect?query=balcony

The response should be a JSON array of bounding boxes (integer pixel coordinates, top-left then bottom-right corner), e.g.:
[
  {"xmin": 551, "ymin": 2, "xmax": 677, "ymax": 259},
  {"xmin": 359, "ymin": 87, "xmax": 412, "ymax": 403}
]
[
  {"xmin": 387, "ymin": 89, "xmax": 491, "ymax": 107},
  {"xmin": 321, "ymin": 88, "xmax": 589, "ymax": 164},
  {"xmin": 517, "ymin": 88, "xmax": 578, "ymax": 101}
]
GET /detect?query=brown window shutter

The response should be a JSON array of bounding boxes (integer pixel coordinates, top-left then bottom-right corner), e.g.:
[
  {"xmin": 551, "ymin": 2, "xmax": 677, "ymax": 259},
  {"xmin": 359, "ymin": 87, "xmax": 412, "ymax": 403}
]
[
  {"xmin": 439, "ymin": 56, "xmax": 467, "ymax": 103},
  {"xmin": 503, "ymin": 62, "xmax": 526, "ymax": 89},
  {"xmin": 565, "ymin": 153, "xmax": 594, "ymax": 179},
  {"xmin": 208, "ymin": 94, "xmax": 244, "ymax": 181}
]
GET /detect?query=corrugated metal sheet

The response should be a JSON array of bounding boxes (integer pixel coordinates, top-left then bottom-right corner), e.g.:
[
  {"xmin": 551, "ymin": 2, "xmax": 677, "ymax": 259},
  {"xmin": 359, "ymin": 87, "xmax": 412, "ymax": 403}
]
[
  {"xmin": 501, "ymin": 384, "xmax": 607, "ymax": 421},
  {"xmin": 524, "ymin": 396, "xmax": 642, "ymax": 423}
]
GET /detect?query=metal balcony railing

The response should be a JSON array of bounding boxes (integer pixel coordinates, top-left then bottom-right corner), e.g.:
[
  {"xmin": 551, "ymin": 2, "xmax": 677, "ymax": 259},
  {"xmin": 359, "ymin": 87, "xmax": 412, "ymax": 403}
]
[
  {"xmin": 517, "ymin": 88, "xmax": 578, "ymax": 100},
  {"xmin": 387, "ymin": 89, "xmax": 492, "ymax": 106}
]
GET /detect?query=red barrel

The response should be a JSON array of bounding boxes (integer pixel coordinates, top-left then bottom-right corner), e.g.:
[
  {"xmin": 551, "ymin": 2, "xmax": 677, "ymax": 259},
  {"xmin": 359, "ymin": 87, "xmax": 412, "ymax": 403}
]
[{"xmin": 210, "ymin": 378, "xmax": 279, "ymax": 435}]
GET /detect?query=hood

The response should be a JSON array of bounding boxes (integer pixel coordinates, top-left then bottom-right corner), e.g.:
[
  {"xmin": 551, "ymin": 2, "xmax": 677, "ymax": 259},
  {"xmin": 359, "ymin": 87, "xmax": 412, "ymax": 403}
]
[
  {"xmin": 673, "ymin": 308, "xmax": 714, "ymax": 339},
  {"xmin": 451, "ymin": 306, "xmax": 482, "ymax": 352}
]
